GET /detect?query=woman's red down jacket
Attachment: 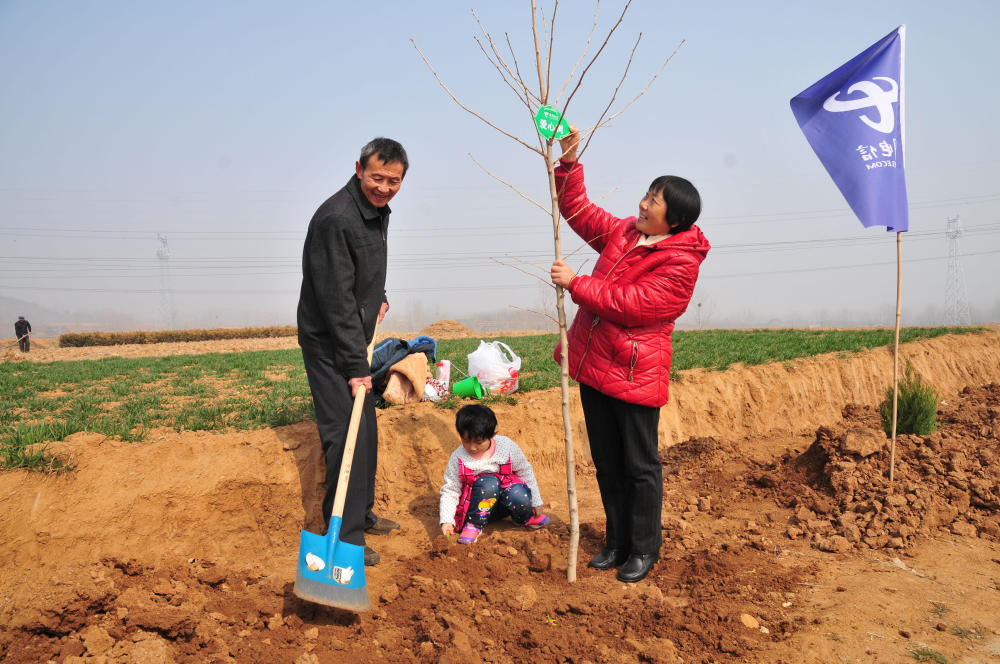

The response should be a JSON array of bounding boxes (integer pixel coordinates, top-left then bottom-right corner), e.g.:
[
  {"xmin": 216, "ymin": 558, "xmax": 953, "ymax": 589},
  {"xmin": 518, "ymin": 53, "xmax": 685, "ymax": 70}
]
[{"xmin": 553, "ymin": 162, "xmax": 710, "ymax": 407}]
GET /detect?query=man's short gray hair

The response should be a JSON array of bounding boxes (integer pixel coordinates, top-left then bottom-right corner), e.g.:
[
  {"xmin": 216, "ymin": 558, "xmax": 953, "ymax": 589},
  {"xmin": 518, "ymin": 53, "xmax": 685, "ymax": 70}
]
[{"xmin": 359, "ymin": 137, "xmax": 409, "ymax": 176}]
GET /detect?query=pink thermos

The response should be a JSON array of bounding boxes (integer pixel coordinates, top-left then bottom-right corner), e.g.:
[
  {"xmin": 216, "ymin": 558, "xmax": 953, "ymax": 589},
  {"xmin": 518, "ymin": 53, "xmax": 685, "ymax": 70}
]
[{"xmin": 435, "ymin": 359, "xmax": 451, "ymax": 384}]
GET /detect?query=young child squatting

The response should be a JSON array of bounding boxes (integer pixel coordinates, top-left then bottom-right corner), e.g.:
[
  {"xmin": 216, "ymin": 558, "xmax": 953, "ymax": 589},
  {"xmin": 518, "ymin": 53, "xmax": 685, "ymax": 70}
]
[{"xmin": 439, "ymin": 404, "xmax": 549, "ymax": 543}]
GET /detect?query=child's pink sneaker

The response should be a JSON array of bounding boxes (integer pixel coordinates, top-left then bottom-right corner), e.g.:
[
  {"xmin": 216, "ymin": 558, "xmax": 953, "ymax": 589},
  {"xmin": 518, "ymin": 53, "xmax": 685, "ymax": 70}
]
[
  {"xmin": 525, "ymin": 514, "xmax": 550, "ymax": 529},
  {"xmin": 458, "ymin": 524, "xmax": 482, "ymax": 544}
]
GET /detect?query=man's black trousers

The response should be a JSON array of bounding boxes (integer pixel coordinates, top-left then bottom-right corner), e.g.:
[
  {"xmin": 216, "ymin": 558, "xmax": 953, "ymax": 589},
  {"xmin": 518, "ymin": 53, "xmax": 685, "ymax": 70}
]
[
  {"xmin": 302, "ymin": 351, "xmax": 379, "ymax": 547},
  {"xmin": 579, "ymin": 382, "xmax": 662, "ymax": 556}
]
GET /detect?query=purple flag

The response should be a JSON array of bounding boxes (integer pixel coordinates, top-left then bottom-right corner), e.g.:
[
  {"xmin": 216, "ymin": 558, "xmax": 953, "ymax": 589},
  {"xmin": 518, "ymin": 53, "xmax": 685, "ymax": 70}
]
[{"xmin": 791, "ymin": 26, "xmax": 908, "ymax": 232}]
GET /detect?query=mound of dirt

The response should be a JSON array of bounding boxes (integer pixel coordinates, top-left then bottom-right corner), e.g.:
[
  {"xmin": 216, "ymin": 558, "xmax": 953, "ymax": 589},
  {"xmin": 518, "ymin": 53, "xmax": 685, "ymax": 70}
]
[
  {"xmin": 1, "ymin": 337, "xmax": 57, "ymax": 362},
  {"xmin": 749, "ymin": 384, "xmax": 1000, "ymax": 553},
  {"xmin": 417, "ymin": 320, "xmax": 478, "ymax": 339}
]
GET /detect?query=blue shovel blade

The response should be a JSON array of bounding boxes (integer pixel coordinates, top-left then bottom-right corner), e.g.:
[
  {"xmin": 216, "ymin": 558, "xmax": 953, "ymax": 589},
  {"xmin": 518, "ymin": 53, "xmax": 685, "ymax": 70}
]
[{"xmin": 294, "ymin": 517, "xmax": 369, "ymax": 611}]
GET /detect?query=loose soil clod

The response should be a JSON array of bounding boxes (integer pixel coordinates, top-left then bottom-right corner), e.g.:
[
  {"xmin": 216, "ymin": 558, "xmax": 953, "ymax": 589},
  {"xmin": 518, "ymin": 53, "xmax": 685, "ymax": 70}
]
[{"xmin": 751, "ymin": 384, "xmax": 1000, "ymax": 553}]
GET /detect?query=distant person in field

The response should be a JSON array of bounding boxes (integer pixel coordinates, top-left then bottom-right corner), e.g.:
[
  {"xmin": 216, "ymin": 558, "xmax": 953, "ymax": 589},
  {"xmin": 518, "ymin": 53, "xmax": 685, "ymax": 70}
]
[
  {"xmin": 14, "ymin": 316, "xmax": 31, "ymax": 352},
  {"xmin": 297, "ymin": 137, "xmax": 408, "ymax": 567},
  {"xmin": 439, "ymin": 404, "xmax": 549, "ymax": 544},
  {"xmin": 549, "ymin": 125, "xmax": 710, "ymax": 583}
]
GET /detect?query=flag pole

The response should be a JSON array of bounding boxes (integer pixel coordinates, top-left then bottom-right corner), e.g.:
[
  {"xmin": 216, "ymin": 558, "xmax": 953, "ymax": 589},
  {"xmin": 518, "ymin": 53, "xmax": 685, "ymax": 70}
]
[
  {"xmin": 889, "ymin": 231, "xmax": 901, "ymax": 482},
  {"xmin": 890, "ymin": 23, "xmax": 906, "ymax": 483}
]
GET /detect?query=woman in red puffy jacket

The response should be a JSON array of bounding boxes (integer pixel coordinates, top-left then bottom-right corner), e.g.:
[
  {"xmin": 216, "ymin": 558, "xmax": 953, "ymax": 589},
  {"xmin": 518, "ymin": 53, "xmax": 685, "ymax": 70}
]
[{"xmin": 550, "ymin": 126, "xmax": 710, "ymax": 583}]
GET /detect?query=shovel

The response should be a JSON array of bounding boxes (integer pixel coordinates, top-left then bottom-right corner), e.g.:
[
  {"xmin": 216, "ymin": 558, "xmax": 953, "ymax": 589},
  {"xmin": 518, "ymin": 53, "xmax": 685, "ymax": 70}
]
[{"xmin": 294, "ymin": 328, "xmax": 378, "ymax": 612}]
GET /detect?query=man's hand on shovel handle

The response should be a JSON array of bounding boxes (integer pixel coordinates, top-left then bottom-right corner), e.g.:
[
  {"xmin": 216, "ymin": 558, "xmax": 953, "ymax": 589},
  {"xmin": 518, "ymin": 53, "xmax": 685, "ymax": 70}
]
[{"xmin": 349, "ymin": 376, "xmax": 372, "ymax": 398}]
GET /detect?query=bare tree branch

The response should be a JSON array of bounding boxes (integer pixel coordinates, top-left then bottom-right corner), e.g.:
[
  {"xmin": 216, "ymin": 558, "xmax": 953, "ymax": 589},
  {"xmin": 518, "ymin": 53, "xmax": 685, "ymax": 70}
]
[
  {"xmin": 509, "ymin": 303, "xmax": 559, "ymax": 327},
  {"xmin": 411, "ymin": 39, "xmax": 543, "ymax": 156},
  {"xmin": 576, "ymin": 32, "xmax": 642, "ymax": 161},
  {"xmin": 589, "ymin": 39, "xmax": 685, "ymax": 137},
  {"xmin": 561, "ymin": 182, "xmax": 627, "ymax": 259},
  {"xmin": 554, "ymin": 1, "xmax": 600, "ymax": 107},
  {"xmin": 530, "ymin": 0, "xmax": 547, "ymax": 103},
  {"xmin": 471, "ymin": 9, "xmax": 518, "ymax": 78},
  {"xmin": 473, "ymin": 35, "xmax": 533, "ymax": 112},
  {"xmin": 472, "ymin": 9, "xmax": 540, "ymax": 107},
  {"xmin": 546, "ymin": 0, "xmax": 631, "ymax": 151},
  {"xmin": 469, "ymin": 153, "xmax": 549, "ymax": 214},
  {"xmin": 559, "ymin": 0, "xmax": 633, "ymax": 118},
  {"xmin": 504, "ymin": 32, "xmax": 542, "ymax": 106},
  {"xmin": 544, "ymin": 0, "xmax": 558, "ymax": 103},
  {"xmin": 551, "ymin": 180, "xmax": 621, "ymax": 228},
  {"xmin": 502, "ymin": 30, "xmax": 549, "ymax": 155},
  {"xmin": 490, "ymin": 256, "xmax": 554, "ymax": 288},
  {"xmin": 502, "ymin": 252, "xmax": 551, "ymax": 276},
  {"xmin": 565, "ymin": 236, "xmax": 605, "ymax": 260},
  {"xmin": 469, "ymin": 7, "xmax": 547, "ymax": 158}
]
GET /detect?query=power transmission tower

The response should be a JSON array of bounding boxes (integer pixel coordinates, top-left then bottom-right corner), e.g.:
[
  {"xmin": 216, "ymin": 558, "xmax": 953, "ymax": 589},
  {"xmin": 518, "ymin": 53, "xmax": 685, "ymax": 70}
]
[
  {"xmin": 944, "ymin": 215, "xmax": 971, "ymax": 325},
  {"xmin": 156, "ymin": 233, "xmax": 177, "ymax": 329}
]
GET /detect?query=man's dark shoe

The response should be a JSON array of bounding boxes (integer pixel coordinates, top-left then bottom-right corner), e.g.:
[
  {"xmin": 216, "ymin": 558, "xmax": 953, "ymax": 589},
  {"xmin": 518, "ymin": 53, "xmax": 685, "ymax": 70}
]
[
  {"xmin": 587, "ymin": 548, "xmax": 629, "ymax": 570},
  {"xmin": 616, "ymin": 553, "xmax": 657, "ymax": 583},
  {"xmin": 364, "ymin": 545, "xmax": 380, "ymax": 566},
  {"xmin": 365, "ymin": 516, "xmax": 401, "ymax": 536}
]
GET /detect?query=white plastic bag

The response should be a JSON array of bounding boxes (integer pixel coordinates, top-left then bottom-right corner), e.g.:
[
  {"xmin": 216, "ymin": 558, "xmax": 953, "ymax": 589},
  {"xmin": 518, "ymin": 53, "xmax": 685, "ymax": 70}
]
[{"xmin": 467, "ymin": 340, "xmax": 521, "ymax": 396}]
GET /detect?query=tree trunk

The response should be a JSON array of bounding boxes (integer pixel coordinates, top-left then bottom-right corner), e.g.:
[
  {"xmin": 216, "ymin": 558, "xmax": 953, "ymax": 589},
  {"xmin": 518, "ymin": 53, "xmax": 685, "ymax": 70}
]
[{"xmin": 544, "ymin": 142, "xmax": 579, "ymax": 582}]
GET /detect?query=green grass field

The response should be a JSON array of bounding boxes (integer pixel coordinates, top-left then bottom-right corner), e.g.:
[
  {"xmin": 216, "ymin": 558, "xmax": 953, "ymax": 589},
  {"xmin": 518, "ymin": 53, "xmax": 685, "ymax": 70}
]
[{"xmin": 0, "ymin": 326, "xmax": 983, "ymax": 471}]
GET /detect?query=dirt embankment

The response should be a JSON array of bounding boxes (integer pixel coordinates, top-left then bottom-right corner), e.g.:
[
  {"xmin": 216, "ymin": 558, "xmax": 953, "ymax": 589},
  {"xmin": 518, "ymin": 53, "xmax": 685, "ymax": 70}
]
[
  {"xmin": 1, "ymin": 331, "xmax": 999, "ymax": 663},
  {"xmin": 660, "ymin": 331, "xmax": 1000, "ymax": 445}
]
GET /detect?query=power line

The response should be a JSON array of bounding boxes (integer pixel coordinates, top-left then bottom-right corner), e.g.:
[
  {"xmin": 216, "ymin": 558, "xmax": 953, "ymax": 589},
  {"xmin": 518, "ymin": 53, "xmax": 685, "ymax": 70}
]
[
  {"xmin": 2, "ymin": 222, "xmax": 998, "ymax": 266},
  {"xmin": 3, "ymin": 249, "xmax": 997, "ymax": 293},
  {"xmin": 2, "ymin": 193, "xmax": 999, "ymax": 237},
  {"xmin": 703, "ymin": 248, "xmax": 1000, "ymax": 279}
]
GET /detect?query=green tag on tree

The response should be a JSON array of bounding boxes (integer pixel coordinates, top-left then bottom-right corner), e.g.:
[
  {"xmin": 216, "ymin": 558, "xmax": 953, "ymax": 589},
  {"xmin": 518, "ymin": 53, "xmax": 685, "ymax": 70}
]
[{"xmin": 534, "ymin": 105, "xmax": 570, "ymax": 140}]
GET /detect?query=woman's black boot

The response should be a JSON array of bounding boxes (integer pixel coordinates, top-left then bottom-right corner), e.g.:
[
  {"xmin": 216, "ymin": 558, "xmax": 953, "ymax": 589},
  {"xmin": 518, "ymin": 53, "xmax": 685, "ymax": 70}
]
[{"xmin": 616, "ymin": 553, "xmax": 657, "ymax": 582}]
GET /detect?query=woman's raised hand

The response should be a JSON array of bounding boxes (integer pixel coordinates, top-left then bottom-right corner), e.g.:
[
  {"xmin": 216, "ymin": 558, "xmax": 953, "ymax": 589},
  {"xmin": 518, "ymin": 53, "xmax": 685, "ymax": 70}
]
[{"xmin": 559, "ymin": 124, "xmax": 580, "ymax": 163}]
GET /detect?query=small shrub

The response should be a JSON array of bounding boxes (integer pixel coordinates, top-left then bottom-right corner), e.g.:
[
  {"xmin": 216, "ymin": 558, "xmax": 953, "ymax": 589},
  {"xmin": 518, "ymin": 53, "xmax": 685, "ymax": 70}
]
[
  {"xmin": 879, "ymin": 361, "xmax": 938, "ymax": 437},
  {"xmin": 911, "ymin": 648, "xmax": 947, "ymax": 663},
  {"xmin": 434, "ymin": 396, "xmax": 460, "ymax": 410},
  {"xmin": 950, "ymin": 625, "xmax": 984, "ymax": 641}
]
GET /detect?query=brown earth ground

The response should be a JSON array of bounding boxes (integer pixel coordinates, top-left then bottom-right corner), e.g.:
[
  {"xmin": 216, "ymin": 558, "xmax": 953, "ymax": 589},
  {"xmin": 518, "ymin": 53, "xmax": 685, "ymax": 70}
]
[{"xmin": 1, "ymin": 327, "xmax": 999, "ymax": 663}]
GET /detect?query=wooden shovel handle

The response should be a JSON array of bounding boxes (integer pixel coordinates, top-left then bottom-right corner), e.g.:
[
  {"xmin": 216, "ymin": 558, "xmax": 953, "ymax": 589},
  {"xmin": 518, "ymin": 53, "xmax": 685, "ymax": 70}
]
[{"xmin": 329, "ymin": 323, "xmax": 378, "ymax": 521}]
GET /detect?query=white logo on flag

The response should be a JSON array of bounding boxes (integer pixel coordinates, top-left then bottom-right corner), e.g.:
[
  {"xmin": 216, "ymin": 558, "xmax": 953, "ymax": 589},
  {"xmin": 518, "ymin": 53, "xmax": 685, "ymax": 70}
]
[{"xmin": 822, "ymin": 77, "xmax": 898, "ymax": 133}]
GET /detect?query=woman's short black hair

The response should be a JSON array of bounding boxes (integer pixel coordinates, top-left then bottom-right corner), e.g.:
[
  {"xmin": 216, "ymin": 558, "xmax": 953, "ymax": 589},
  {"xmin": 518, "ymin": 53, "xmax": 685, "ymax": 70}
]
[
  {"xmin": 649, "ymin": 175, "xmax": 701, "ymax": 233},
  {"xmin": 455, "ymin": 404, "xmax": 498, "ymax": 440}
]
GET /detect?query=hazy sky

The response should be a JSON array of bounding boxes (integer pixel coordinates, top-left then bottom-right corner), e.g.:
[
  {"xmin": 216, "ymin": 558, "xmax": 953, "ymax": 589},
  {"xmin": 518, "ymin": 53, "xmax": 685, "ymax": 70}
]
[{"xmin": 2, "ymin": 1, "xmax": 998, "ymax": 333}]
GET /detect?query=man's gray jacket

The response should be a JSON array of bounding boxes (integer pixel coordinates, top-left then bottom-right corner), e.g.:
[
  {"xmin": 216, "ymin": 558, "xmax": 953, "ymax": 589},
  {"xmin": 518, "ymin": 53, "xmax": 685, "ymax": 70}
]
[{"xmin": 297, "ymin": 175, "xmax": 388, "ymax": 378}]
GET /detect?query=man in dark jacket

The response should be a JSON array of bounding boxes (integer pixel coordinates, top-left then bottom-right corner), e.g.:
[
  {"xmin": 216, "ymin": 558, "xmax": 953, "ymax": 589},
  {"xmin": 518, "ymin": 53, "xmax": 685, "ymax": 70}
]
[
  {"xmin": 14, "ymin": 316, "xmax": 31, "ymax": 352},
  {"xmin": 297, "ymin": 137, "xmax": 408, "ymax": 566}
]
